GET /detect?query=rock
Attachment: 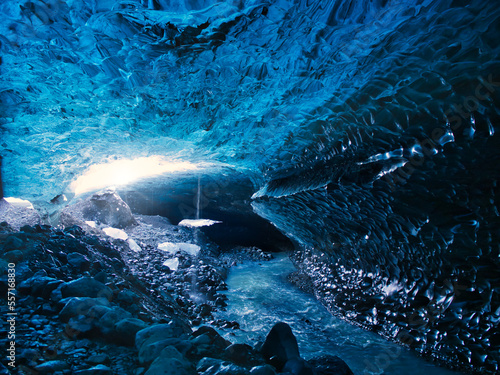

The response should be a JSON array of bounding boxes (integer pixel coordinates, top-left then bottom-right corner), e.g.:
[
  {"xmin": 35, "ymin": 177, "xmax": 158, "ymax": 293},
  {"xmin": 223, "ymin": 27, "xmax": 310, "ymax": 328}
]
[
  {"xmin": 307, "ymin": 355, "xmax": 354, "ymax": 375},
  {"xmin": 116, "ymin": 289, "xmax": 139, "ymax": 305},
  {"xmin": 18, "ymin": 273, "xmax": 60, "ymax": 298},
  {"xmin": 63, "ymin": 189, "xmax": 137, "ymax": 229},
  {"xmin": 61, "ymin": 277, "xmax": 112, "ymax": 300},
  {"xmin": 196, "ymin": 357, "xmax": 249, "ymax": 375},
  {"xmin": 112, "ymin": 318, "xmax": 149, "ymax": 346},
  {"xmin": 96, "ymin": 306, "xmax": 132, "ymax": 335},
  {"xmin": 34, "ymin": 360, "xmax": 70, "ymax": 373},
  {"xmin": 67, "ymin": 252, "xmax": 91, "ymax": 271},
  {"xmin": 94, "ymin": 271, "xmax": 107, "ymax": 284},
  {"xmin": 2, "ymin": 249, "xmax": 23, "ymax": 263},
  {"xmin": 66, "ymin": 315, "xmax": 96, "ymax": 338},
  {"xmin": 0, "ymin": 200, "xmax": 40, "ymax": 231},
  {"xmin": 260, "ymin": 322, "xmax": 300, "ymax": 371},
  {"xmin": 74, "ymin": 364, "xmax": 112, "ymax": 375},
  {"xmin": 58, "ymin": 297, "xmax": 111, "ymax": 323},
  {"xmin": 283, "ymin": 358, "xmax": 314, "ymax": 375},
  {"xmin": 192, "ymin": 326, "xmax": 229, "ymax": 349},
  {"xmin": 139, "ymin": 338, "xmax": 188, "ymax": 365},
  {"xmin": 145, "ymin": 346, "xmax": 195, "ymax": 375},
  {"xmin": 249, "ymin": 365, "xmax": 276, "ymax": 375},
  {"xmin": 136, "ymin": 322, "xmax": 191, "ymax": 350},
  {"xmin": 191, "ymin": 333, "xmax": 211, "ymax": 346},
  {"xmin": 87, "ymin": 354, "xmax": 110, "ymax": 365},
  {"xmin": 224, "ymin": 343, "xmax": 257, "ymax": 366}
]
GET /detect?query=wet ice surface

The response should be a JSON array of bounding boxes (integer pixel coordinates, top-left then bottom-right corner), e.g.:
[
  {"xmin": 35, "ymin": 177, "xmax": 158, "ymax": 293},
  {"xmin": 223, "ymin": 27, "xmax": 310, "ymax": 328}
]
[{"xmin": 215, "ymin": 254, "xmax": 465, "ymax": 375}]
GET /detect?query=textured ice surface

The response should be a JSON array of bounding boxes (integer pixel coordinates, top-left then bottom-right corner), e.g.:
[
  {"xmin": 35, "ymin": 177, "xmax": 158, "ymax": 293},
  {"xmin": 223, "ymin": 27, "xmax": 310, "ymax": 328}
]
[{"xmin": 0, "ymin": 0, "xmax": 499, "ymax": 372}]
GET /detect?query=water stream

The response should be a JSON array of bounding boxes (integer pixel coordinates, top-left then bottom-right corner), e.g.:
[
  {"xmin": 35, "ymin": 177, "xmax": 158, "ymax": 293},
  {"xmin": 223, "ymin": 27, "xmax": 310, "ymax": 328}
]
[{"xmin": 214, "ymin": 253, "xmax": 466, "ymax": 375}]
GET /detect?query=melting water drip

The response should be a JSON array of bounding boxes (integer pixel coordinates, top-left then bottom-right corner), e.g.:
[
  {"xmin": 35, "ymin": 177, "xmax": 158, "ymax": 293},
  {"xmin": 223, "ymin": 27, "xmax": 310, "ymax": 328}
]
[
  {"xmin": 196, "ymin": 175, "xmax": 201, "ymax": 220},
  {"xmin": 214, "ymin": 254, "xmax": 466, "ymax": 375}
]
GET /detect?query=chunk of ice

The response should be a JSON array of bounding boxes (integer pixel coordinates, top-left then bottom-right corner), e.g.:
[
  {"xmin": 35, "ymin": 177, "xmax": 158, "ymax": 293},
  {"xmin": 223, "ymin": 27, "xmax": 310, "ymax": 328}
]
[
  {"xmin": 103, "ymin": 227, "xmax": 128, "ymax": 240},
  {"xmin": 178, "ymin": 219, "xmax": 222, "ymax": 228},
  {"xmin": 158, "ymin": 242, "xmax": 201, "ymax": 256},
  {"xmin": 85, "ymin": 220, "xmax": 97, "ymax": 228},
  {"xmin": 127, "ymin": 238, "xmax": 142, "ymax": 252},
  {"xmin": 4, "ymin": 197, "xmax": 34, "ymax": 210},
  {"xmin": 163, "ymin": 258, "xmax": 179, "ymax": 271}
]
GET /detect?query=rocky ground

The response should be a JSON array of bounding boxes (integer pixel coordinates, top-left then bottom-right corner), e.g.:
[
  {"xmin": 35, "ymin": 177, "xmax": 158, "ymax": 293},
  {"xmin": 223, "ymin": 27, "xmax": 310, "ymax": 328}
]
[{"xmin": 0, "ymin": 190, "xmax": 354, "ymax": 375}]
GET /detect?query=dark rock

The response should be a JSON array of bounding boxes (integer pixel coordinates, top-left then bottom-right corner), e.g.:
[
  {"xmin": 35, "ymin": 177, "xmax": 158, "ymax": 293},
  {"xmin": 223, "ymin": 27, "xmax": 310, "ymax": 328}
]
[
  {"xmin": 145, "ymin": 346, "xmax": 196, "ymax": 375},
  {"xmin": 117, "ymin": 289, "xmax": 139, "ymax": 305},
  {"xmin": 136, "ymin": 322, "xmax": 191, "ymax": 350},
  {"xmin": 199, "ymin": 304, "xmax": 212, "ymax": 317},
  {"xmin": 139, "ymin": 338, "xmax": 188, "ymax": 365},
  {"xmin": 196, "ymin": 357, "xmax": 249, "ymax": 375},
  {"xmin": 58, "ymin": 297, "xmax": 111, "ymax": 322},
  {"xmin": 61, "ymin": 277, "xmax": 112, "ymax": 300},
  {"xmin": 87, "ymin": 354, "xmax": 111, "ymax": 365},
  {"xmin": 283, "ymin": 358, "xmax": 315, "ymax": 375},
  {"xmin": 94, "ymin": 270, "xmax": 107, "ymax": 284},
  {"xmin": 67, "ymin": 252, "xmax": 91, "ymax": 271},
  {"xmin": 18, "ymin": 273, "xmax": 61, "ymax": 298},
  {"xmin": 112, "ymin": 318, "xmax": 149, "ymax": 346},
  {"xmin": 96, "ymin": 306, "xmax": 132, "ymax": 335},
  {"xmin": 215, "ymin": 297, "xmax": 227, "ymax": 307},
  {"xmin": 34, "ymin": 360, "xmax": 70, "ymax": 373},
  {"xmin": 192, "ymin": 326, "xmax": 230, "ymax": 349},
  {"xmin": 2, "ymin": 234, "xmax": 24, "ymax": 251},
  {"xmin": 307, "ymin": 355, "xmax": 354, "ymax": 375},
  {"xmin": 74, "ymin": 364, "xmax": 112, "ymax": 375},
  {"xmin": 2, "ymin": 249, "xmax": 23, "ymax": 263},
  {"xmin": 249, "ymin": 365, "xmax": 276, "ymax": 375},
  {"xmin": 260, "ymin": 322, "xmax": 300, "ymax": 371},
  {"xmin": 66, "ymin": 315, "xmax": 96, "ymax": 337},
  {"xmin": 224, "ymin": 343, "xmax": 257, "ymax": 366}
]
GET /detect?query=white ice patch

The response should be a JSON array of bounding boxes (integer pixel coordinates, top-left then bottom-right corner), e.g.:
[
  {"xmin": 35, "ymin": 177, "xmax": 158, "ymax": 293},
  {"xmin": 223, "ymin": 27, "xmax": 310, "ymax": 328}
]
[
  {"xmin": 103, "ymin": 227, "xmax": 128, "ymax": 240},
  {"xmin": 178, "ymin": 219, "xmax": 222, "ymax": 228},
  {"xmin": 85, "ymin": 221, "xmax": 97, "ymax": 228},
  {"xmin": 4, "ymin": 197, "xmax": 34, "ymax": 210},
  {"xmin": 127, "ymin": 238, "xmax": 142, "ymax": 252},
  {"xmin": 162, "ymin": 258, "xmax": 179, "ymax": 271},
  {"xmin": 158, "ymin": 242, "xmax": 201, "ymax": 256}
]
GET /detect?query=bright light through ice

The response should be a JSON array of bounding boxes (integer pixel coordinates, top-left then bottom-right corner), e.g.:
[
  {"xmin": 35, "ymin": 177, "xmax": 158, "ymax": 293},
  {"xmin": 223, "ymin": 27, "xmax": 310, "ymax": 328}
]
[{"xmin": 71, "ymin": 156, "xmax": 198, "ymax": 196}]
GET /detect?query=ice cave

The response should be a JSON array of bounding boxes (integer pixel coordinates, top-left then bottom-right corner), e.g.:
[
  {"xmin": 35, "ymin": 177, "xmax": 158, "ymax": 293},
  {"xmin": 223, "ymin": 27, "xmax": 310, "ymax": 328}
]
[{"xmin": 0, "ymin": 0, "xmax": 499, "ymax": 374}]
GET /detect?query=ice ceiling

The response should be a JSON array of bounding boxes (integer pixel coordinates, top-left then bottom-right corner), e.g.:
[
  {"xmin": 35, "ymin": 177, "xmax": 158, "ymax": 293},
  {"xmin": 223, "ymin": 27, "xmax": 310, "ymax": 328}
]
[{"xmin": 1, "ymin": 0, "xmax": 500, "ymax": 372}]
